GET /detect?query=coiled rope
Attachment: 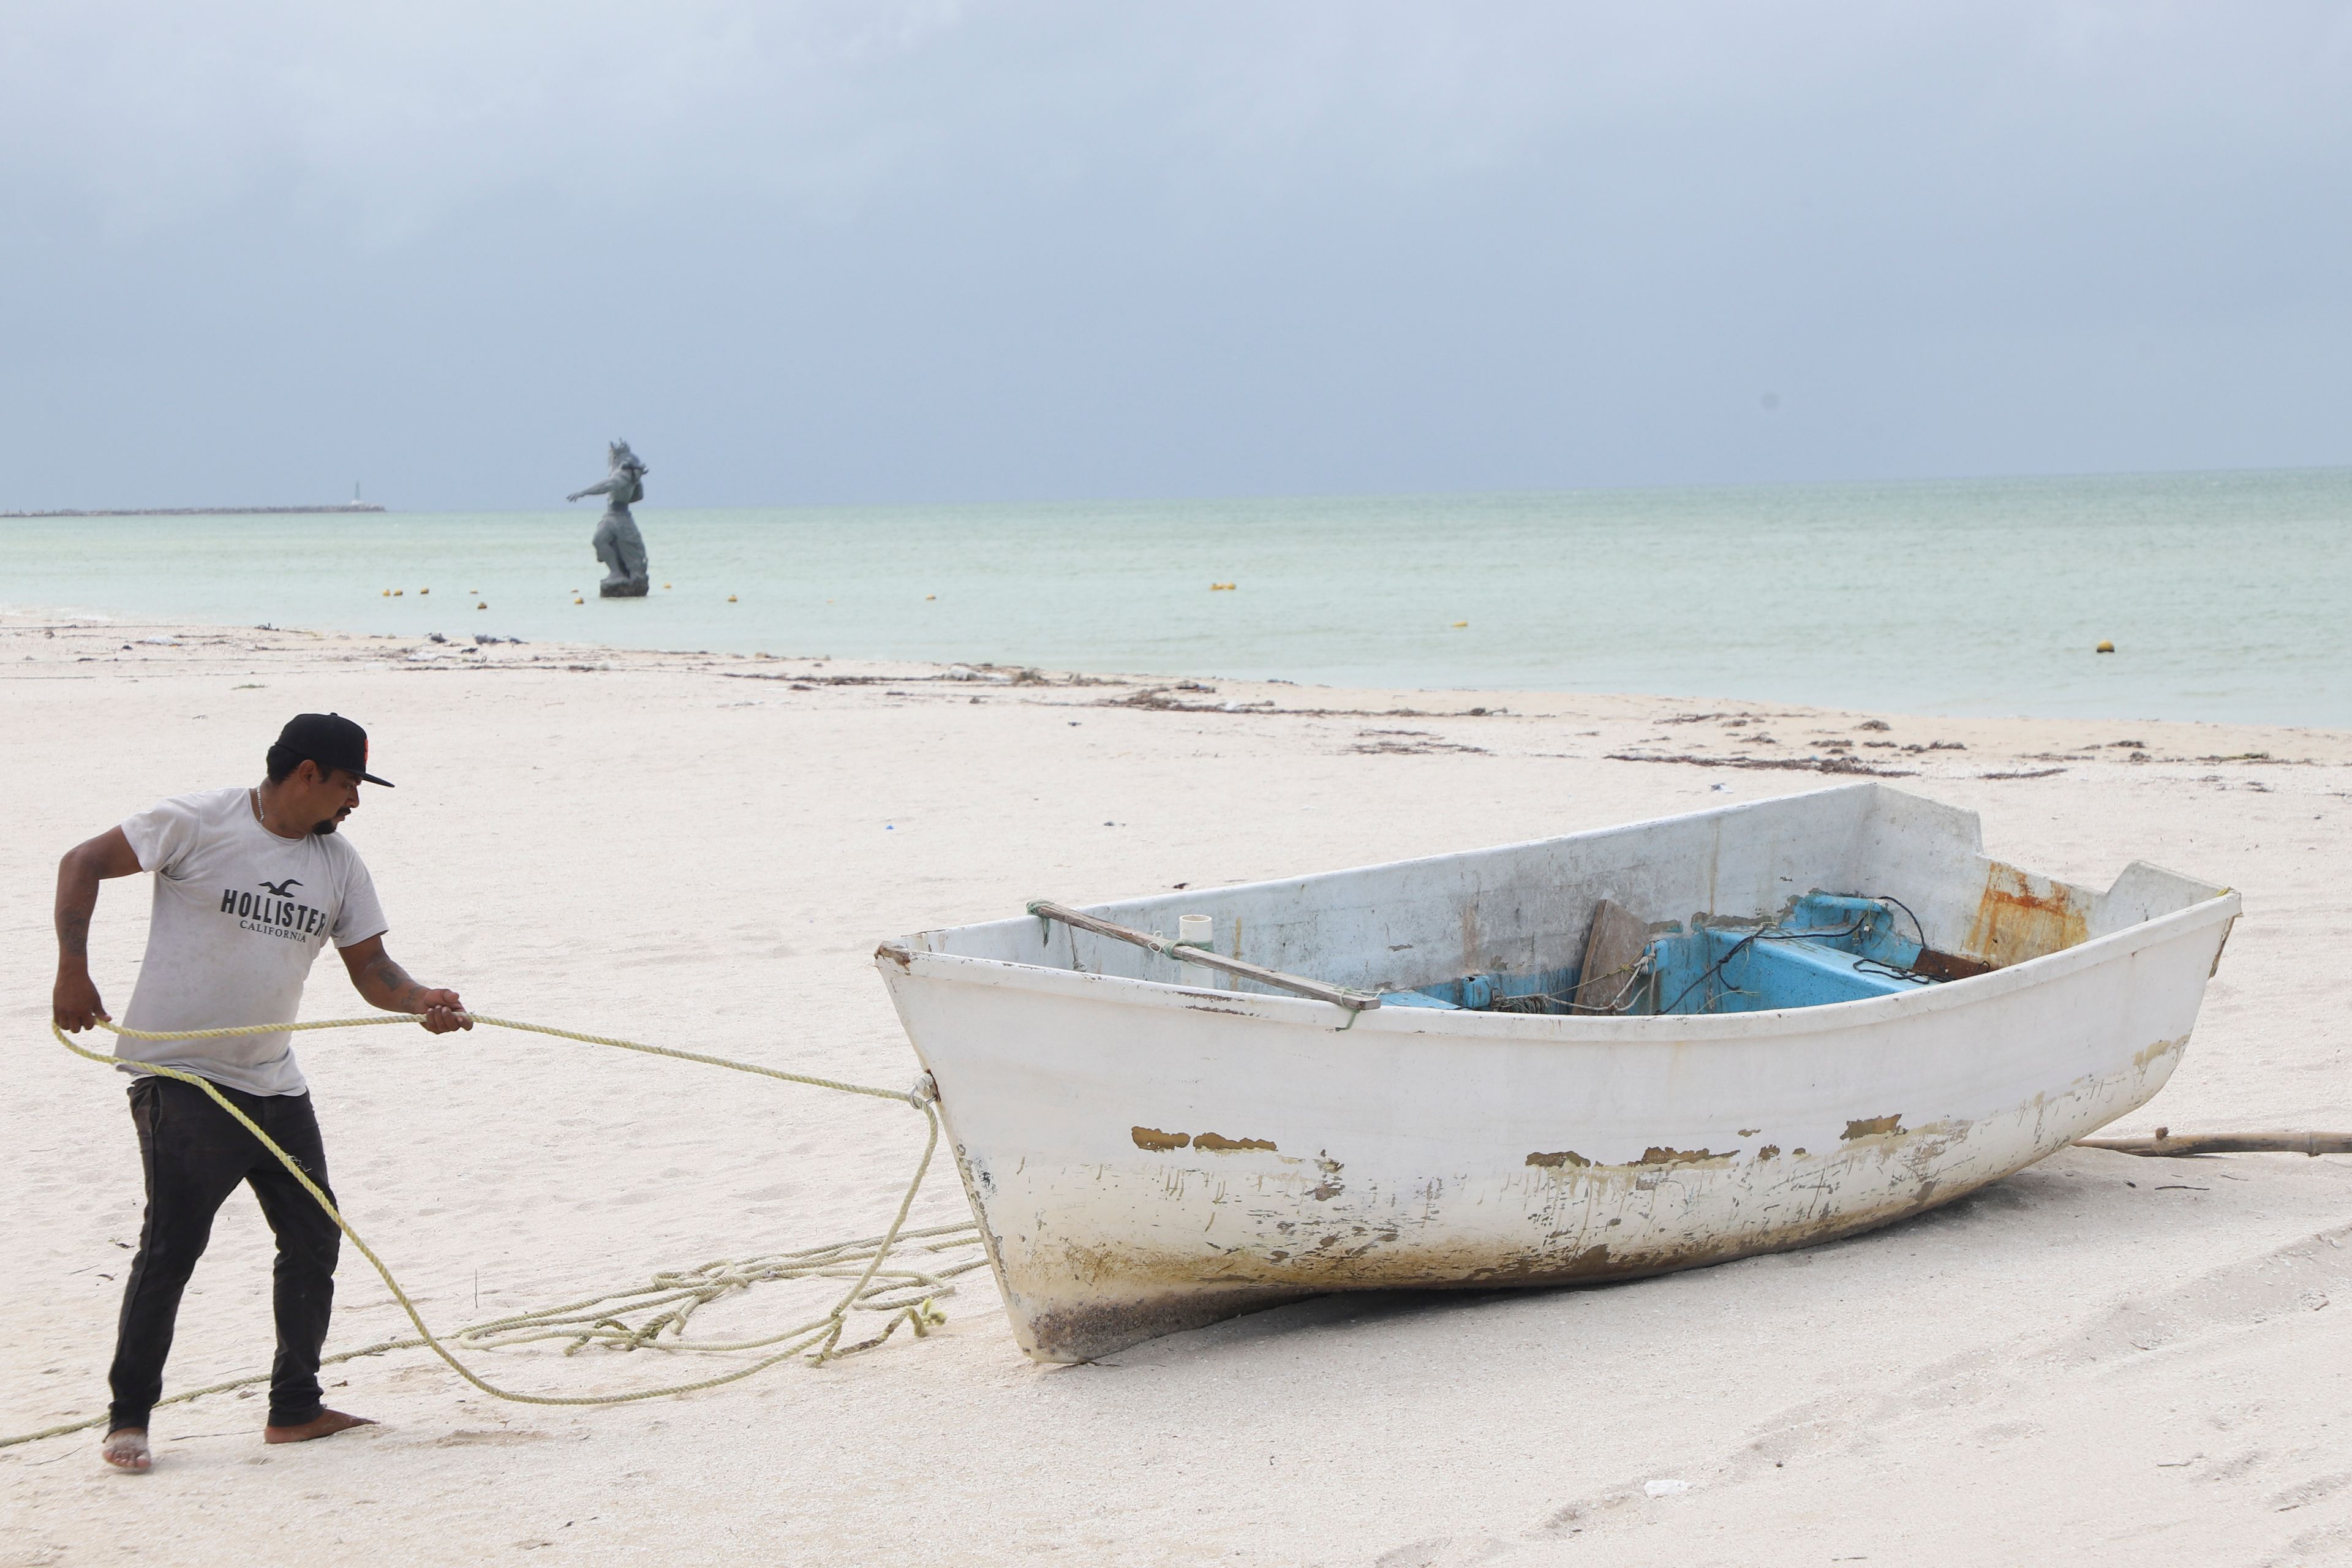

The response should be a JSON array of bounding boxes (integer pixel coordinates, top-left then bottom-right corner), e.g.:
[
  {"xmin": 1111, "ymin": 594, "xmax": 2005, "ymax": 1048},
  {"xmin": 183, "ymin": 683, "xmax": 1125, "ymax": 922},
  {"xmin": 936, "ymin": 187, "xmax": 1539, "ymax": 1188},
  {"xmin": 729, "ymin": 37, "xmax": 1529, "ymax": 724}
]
[{"xmin": 3, "ymin": 1011, "xmax": 989, "ymax": 1450}]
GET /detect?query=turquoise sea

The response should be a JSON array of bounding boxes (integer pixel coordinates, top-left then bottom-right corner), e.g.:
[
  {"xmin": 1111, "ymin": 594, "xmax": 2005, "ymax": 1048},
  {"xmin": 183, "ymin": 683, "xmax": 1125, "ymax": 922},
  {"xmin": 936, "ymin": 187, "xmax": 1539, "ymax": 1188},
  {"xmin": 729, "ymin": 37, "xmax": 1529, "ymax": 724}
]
[{"xmin": 9, "ymin": 467, "xmax": 2349, "ymax": 727}]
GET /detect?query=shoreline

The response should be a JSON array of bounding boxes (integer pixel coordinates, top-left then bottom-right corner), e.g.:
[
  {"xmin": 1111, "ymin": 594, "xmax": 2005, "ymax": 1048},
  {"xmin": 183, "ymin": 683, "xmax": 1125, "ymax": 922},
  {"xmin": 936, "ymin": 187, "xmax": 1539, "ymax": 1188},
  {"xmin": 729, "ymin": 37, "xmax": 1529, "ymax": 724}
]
[
  {"xmin": 5, "ymin": 613, "xmax": 2350, "ymax": 1563},
  {"xmin": 10, "ymin": 465, "xmax": 2348, "ymax": 729},
  {"xmin": 8, "ymin": 608, "xmax": 2347, "ymax": 746},
  {"xmin": 0, "ymin": 504, "xmax": 386, "ymax": 518}
]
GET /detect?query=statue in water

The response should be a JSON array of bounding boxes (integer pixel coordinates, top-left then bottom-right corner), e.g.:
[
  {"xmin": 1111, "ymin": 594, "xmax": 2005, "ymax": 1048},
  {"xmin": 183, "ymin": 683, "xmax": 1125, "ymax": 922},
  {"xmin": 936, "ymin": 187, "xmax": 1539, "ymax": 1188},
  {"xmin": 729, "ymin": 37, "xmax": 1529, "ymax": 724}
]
[{"xmin": 566, "ymin": 440, "xmax": 652, "ymax": 598}]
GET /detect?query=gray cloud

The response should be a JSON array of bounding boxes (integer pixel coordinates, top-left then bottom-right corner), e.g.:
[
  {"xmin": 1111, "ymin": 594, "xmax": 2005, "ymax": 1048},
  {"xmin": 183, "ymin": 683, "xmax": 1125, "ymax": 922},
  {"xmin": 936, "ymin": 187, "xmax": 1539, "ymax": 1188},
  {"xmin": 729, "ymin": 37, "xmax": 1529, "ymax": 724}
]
[{"xmin": 2, "ymin": 1, "xmax": 2347, "ymax": 508}]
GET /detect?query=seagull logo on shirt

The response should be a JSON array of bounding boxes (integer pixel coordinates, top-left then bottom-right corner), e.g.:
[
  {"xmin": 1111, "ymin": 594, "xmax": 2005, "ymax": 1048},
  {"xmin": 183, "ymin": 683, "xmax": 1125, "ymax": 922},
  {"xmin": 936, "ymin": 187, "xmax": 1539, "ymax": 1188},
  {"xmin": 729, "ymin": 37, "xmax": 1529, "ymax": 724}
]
[{"xmin": 259, "ymin": 878, "xmax": 303, "ymax": 897}]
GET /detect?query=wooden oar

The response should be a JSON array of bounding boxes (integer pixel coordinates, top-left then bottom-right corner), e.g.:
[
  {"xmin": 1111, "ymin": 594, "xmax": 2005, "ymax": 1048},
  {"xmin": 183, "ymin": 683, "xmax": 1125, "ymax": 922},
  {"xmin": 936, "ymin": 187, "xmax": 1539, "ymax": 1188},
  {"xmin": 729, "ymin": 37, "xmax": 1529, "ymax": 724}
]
[
  {"xmin": 2075, "ymin": 1130, "xmax": 2352, "ymax": 1158},
  {"xmin": 1026, "ymin": 900, "xmax": 1382, "ymax": 1011}
]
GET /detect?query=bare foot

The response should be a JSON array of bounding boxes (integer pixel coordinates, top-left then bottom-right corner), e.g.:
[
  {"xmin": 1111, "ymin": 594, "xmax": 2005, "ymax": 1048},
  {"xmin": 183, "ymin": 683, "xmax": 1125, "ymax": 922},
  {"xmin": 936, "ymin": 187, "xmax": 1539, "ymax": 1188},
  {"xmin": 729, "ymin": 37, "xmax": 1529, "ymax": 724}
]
[
  {"xmin": 262, "ymin": 1409, "xmax": 378, "ymax": 1445},
  {"xmin": 101, "ymin": 1427, "xmax": 151, "ymax": 1472}
]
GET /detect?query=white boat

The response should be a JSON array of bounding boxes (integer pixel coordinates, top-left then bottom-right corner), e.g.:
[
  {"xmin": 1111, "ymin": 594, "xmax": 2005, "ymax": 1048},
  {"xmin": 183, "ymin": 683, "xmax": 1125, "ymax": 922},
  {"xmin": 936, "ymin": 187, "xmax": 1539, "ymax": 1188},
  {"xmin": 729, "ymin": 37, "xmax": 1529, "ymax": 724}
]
[{"xmin": 875, "ymin": 783, "xmax": 2237, "ymax": 1362}]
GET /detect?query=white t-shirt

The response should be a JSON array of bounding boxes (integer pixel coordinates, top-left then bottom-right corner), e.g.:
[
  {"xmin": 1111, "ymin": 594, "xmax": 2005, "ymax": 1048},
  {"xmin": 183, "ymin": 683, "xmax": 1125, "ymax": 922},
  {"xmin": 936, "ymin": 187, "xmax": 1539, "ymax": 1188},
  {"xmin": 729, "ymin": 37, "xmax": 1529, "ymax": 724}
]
[{"xmin": 116, "ymin": 786, "xmax": 389, "ymax": 1096}]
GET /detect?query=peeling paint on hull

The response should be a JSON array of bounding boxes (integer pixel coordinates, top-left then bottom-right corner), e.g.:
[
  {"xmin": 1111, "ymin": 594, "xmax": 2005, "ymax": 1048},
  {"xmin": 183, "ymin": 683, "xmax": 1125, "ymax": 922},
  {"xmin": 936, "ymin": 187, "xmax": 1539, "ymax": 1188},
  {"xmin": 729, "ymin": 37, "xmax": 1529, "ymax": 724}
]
[
  {"xmin": 878, "ymin": 785, "xmax": 2239, "ymax": 1363},
  {"xmin": 958, "ymin": 1043, "xmax": 2181, "ymax": 1360}
]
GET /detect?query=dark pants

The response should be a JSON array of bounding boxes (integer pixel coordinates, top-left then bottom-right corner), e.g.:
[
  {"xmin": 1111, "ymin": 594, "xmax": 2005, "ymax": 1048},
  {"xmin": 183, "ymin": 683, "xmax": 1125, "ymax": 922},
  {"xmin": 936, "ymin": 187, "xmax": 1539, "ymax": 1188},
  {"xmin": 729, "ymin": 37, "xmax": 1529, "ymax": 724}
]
[{"xmin": 107, "ymin": 1076, "xmax": 341, "ymax": 1433}]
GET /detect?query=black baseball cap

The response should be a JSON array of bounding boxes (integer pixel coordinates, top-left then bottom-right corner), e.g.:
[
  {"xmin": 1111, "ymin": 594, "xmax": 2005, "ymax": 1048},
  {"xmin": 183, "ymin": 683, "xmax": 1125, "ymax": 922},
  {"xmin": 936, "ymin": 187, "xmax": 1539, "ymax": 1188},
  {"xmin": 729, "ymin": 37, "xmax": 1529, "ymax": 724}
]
[{"xmin": 275, "ymin": 712, "xmax": 393, "ymax": 787}]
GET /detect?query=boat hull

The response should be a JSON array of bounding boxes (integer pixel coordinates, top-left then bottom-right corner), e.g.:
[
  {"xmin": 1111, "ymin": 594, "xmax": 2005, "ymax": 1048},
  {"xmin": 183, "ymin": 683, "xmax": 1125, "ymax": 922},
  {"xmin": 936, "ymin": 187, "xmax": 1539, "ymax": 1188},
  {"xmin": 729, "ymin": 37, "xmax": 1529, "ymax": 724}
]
[{"xmin": 876, "ymin": 787, "xmax": 2239, "ymax": 1362}]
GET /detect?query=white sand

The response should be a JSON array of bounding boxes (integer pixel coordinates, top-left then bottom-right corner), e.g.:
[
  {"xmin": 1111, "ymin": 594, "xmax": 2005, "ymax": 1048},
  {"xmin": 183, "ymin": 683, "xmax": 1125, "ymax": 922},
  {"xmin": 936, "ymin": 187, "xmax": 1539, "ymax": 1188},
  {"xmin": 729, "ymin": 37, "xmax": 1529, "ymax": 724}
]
[{"xmin": 4, "ymin": 614, "xmax": 2350, "ymax": 1566}]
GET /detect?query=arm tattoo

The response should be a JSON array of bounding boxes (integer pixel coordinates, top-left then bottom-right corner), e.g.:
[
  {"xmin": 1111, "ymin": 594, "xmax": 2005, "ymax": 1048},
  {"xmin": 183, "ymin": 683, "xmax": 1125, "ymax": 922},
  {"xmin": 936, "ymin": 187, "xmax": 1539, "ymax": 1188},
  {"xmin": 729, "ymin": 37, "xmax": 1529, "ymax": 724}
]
[
  {"xmin": 364, "ymin": 952, "xmax": 428, "ymax": 1013},
  {"xmin": 56, "ymin": 851, "xmax": 99, "ymax": 963}
]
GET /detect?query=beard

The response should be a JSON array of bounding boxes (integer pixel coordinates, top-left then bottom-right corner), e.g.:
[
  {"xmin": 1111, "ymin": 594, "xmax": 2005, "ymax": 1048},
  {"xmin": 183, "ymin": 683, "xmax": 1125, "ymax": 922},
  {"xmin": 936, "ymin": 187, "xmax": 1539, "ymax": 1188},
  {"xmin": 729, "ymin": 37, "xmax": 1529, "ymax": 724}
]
[{"xmin": 310, "ymin": 817, "xmax": 341, "ymax": 836}]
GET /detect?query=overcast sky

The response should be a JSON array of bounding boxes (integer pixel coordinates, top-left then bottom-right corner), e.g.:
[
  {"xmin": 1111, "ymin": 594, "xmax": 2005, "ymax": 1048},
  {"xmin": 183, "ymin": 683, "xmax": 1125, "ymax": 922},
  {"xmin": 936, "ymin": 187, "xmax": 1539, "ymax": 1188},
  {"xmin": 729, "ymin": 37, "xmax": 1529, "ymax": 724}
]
[{"xmin": 4, "ymin": 1, "xmax": 2348, "ymax": 510}]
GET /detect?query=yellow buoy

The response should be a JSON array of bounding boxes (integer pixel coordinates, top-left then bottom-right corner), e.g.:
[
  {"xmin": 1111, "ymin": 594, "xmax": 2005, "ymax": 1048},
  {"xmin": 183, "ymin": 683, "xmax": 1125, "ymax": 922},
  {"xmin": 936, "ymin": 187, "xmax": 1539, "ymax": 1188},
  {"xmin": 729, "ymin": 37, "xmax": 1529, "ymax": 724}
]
[
  {"xmin": 728, "ymin": 595, "xmax": 738, "ymax": 603},
  {"xmin": 925, "ymin": 594, "xmax": 937, "ymax": 601},
  {"xmin": 2095, "ymin": 639, "xmax": 2116, "ymax": 654},
  {"xmin": 1452, "ymin": 620, "xmax": 1469, "ymax": 629},
  {"xmin": 393, "ymin": 589, "xmax": 404, "ymax": 597},
  {"xmin": 419, "ymin": 587, "xmax": 429, "ymax": 595},
  {"xmin": 476, "ymin": 601, "xmax": 488, "ymax": 610},
  {"xmin": 1210, "ymin": 581, "xmax": 1237, "ymax": 591},
  {"xmin": 663, "ymin": 582, "xmax": 673, "ymax": 590},
  {"xmin": 381, "ymin": 589, "xmax": 391, "ymax": 597},
  {"xmin": 573, "ymin": 597, "xmax": 584, "ymax": 605}
]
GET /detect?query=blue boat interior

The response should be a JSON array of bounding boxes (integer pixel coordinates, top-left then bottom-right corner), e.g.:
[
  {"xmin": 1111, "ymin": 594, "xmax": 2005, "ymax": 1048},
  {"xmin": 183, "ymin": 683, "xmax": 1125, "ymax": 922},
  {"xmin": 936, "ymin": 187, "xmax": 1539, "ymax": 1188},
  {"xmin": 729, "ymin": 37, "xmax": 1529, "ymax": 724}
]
[{"xmin": 1387, "ymin": 893, "xmax": 1986, "ymax": 1016}]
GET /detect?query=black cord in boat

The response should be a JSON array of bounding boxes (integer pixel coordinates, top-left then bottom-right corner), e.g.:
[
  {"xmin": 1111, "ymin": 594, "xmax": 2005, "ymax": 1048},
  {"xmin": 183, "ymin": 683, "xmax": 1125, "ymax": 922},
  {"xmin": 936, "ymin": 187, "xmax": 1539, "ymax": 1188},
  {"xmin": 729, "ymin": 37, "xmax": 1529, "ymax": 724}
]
[
  {"xmin": 1875, "ymin": 894, "xmax": 1931, "ymax": 954},
  {"xmin": 1483, "ymin": 899, "xmax": 1943, "ymax": 1019},
  {"xmin": 1854, "ymin": 894, "xmax": 1947, "ymax": 986},
  {"xmin": 1657, "ymin": 917, "xmax": 1871, "ymax": 1016}
]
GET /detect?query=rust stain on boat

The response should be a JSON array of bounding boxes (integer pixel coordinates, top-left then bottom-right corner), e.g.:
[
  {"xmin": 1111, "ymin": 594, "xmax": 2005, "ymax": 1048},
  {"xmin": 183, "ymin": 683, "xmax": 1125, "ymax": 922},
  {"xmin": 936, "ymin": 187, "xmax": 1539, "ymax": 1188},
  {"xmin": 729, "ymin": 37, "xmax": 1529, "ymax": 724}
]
[
  {"xmin": 2134, "ymin": 1035, "xmax": 2187, "ymax": 1069},
  {"xmin": 2211, "ymin": 913, "xmax": 2236, "ymax": 977},
  {"xmin": 1309, "ymin": 1153, "xmax": 1345, "ymax": 1200},
  {"xmin": 1638, "ymin": 1146, "xmax": 1732, "ymax": 1166},
  {"xmin": 1008, "ymin": 1086, "xmax": 2170, "ymax": 1360},
  {"xmin": 1844, "ymin": 1114, "xmax": 1904, "ymax": 1139},
  {"xmin": 1126, "ymin": 1125, "xmax": 1283, "ymax": 1154},
  {"xmin": 1016, "ymin": 1135, "xmax": 2023, "ymax": 1353},
  {"xmin": 1913, "ymin": 948, "xmax": 1994, "ymax": 982},
  {"xmin": 1962, "ymin": 862, "xmax": 2090, "ymax": 969}
]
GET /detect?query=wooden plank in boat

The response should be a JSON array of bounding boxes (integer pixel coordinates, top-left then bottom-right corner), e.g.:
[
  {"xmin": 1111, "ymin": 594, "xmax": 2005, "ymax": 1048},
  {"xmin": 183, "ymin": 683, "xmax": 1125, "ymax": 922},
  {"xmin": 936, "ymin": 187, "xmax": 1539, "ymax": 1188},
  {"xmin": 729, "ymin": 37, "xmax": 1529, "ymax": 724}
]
[{"xmin": 1572, "ymin": 898, "xmax": 1650, "ymax": 1013}]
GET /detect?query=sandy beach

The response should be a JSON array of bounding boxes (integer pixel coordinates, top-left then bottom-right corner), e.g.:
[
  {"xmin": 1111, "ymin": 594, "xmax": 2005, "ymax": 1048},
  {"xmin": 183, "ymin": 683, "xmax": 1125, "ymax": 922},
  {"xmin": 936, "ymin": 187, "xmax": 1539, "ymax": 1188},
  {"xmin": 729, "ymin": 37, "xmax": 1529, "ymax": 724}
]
[{"xmin": 6, "ymin": 612, "xmax": 2351, "ymax": 1567}]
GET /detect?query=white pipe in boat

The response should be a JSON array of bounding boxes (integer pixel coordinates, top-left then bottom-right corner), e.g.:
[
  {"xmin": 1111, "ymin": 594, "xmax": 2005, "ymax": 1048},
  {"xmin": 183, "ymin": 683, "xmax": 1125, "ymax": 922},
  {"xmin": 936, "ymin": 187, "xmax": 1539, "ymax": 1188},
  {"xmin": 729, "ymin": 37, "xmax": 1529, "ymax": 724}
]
[{"xmin": 1178, "ymin": 913, "xmax": 1214, "ymax": 988}]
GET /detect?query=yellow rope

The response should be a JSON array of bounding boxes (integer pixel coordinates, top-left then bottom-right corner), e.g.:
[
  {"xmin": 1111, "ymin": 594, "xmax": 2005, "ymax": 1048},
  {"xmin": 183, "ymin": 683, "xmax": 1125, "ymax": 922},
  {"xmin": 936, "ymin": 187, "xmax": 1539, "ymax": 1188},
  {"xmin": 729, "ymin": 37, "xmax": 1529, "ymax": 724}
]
[{"xmin": 3, "ymin": 1011, "xmax": 987, "ymax": 1450}]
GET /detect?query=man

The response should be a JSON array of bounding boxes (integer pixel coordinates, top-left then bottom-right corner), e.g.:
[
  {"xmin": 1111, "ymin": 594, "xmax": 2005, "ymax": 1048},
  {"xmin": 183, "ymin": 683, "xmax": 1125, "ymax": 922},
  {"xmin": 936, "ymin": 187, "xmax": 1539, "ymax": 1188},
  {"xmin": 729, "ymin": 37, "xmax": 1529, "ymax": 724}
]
[{"xmin": 51, "ymin": 712, "xmax": 472, "ymax": 1474}]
